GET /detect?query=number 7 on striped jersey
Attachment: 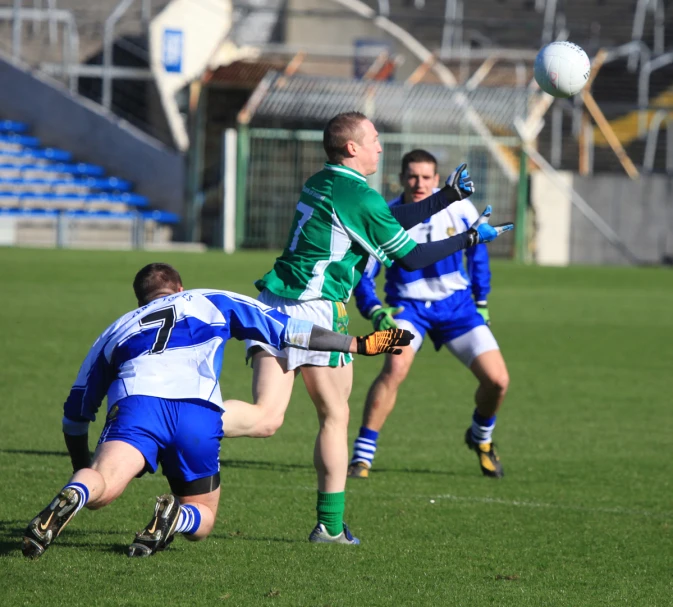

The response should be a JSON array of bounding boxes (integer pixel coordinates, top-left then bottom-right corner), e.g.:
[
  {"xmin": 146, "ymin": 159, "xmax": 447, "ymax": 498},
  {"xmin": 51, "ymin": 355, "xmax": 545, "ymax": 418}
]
[{"xmin": 289, "ymin": 202, "xmax": 314, "ymax": 252}]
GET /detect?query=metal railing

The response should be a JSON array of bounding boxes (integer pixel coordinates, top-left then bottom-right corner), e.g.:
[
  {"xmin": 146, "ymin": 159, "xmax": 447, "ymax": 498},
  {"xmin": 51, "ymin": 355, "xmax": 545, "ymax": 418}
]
[
  {"xmin": 1, "ymin": 5, "xmax": 80, "ymax": 92},
  {"xmin": 643, "ymin": 110, "xmax": 673, "ymax": 172},
  {"xmin": 4, "ymin": 0, "xmax": 153, "ymax": 96},
  {"xmin": 630, "ymin": 0, "xmax": 665, "ymax": 69},
  {"xmin": 638, "ymin": 51, "xmax": 673, "ymax": 137}
]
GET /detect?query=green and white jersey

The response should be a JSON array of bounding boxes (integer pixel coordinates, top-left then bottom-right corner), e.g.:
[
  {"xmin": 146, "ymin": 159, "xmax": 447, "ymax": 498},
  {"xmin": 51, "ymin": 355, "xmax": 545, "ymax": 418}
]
[{"xmin": 255, "ymin": 163, "xmax": 417, "ymax": 302}]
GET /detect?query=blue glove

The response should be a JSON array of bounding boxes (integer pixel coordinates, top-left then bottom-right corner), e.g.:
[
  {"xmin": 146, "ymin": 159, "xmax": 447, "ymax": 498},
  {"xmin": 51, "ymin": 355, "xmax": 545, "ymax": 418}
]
[
  {"xmin": 445, "ymin": 163, "xmax": 475, "ymax": 201},
  {"xmin": 467, "ymin": 205, "xmax": 514, "ymax": 245}
]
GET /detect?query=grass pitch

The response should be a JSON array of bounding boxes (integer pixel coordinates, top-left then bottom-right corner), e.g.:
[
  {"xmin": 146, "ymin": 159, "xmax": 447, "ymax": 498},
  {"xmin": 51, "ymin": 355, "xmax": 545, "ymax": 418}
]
[{"xmin": 0, "ymin": 248, "xmax": 671, "ymax": 606}]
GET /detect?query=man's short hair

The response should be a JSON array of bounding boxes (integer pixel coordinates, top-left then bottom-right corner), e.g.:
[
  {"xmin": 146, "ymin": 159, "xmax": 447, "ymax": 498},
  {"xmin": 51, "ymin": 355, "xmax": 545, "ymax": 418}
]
[
  {"xmin": 323, "ymin": 112, "xmax": 368, "ymax": 163},
  {"xmin": 133, "ymin": 263, "xmax": 183, "ymax": 305},
  {"xmin": 401, "ymin": 149, "xmax": 438, "ymax": 174}
]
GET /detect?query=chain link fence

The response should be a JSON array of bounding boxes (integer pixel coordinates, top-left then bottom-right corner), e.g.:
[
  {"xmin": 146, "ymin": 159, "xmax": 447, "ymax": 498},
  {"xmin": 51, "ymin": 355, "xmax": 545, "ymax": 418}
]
[{"xmin": 242, "ymin": 128, "xmax": 518, "ymax": 257}]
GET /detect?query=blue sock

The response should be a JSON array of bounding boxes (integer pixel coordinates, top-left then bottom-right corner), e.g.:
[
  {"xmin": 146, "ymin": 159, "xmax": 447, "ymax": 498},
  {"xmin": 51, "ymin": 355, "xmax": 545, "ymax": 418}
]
[
  {"xmin": 350, "ymin": 426, "xmax": 379, "ymax": 467},
  {"xmin": 63, "ymin": 482, "xmax": 89, "ymax": 514},
  {"xmin": 471, "ymin": 410, "xmax": 496, "ymax": 444},
  {"xmin": 175, "ymin": 504, "xmax": 201, "ymax": 535}
]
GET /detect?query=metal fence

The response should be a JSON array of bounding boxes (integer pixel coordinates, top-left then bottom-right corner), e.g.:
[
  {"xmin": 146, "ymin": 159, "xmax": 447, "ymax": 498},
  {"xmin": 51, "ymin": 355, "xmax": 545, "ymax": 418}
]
[{"xmin": 241, "ymin": 128, "xmax": 519, "ymax": 257}]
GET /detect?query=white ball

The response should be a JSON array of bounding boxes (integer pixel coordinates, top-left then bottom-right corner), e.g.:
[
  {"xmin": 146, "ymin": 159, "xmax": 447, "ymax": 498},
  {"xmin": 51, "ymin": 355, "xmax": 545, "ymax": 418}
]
[{"xmin": 534, "ymin": 41, "xmax": 591, "ymax": 98}]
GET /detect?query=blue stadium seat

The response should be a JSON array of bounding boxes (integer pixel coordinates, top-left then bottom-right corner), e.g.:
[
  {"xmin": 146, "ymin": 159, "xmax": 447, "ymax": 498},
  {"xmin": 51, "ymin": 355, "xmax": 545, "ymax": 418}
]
[
  {"xmin": 50, "ymin": 163, "xmax": 105, "ymax": 176},
  {"xmin": 86, "ymin": 192, "xmax": 148, "ymax": 207},
  {"xmin": 0, "ymin": 208, "xmax": 59, "ymax": 217},
  {"xmin": 0, "ymin": 192, "xmax": 20, "ymax": 206},
  {"xmin": 0, "ymin": 134, "xmax": 40, "ymax": 147},
  {"xmin": 0, "ymin": 149, "xmax": 72, "ymax": 162},
  {"xmin": 0, "ymin": 120, "xmax": 29, "ymax": 134},
  {"xmin": 0, "ymin": 117, "xmax": 179, "ymax": 228},
  {"xmin": 142, "ymin": 210, "xmax": 180, "ymax": 224}
]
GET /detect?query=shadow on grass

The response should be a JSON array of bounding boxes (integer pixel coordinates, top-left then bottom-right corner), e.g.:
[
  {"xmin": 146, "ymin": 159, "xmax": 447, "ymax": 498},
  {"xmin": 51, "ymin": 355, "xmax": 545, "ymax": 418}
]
[
  {"xmin": 371, "ymin": 467, "xmax": 462, "ymax": 477},
  {"xmin": 0, "ymin": 518, "xmax": 137, "ymax": 558},
  {"xmin": 0, "ymin": 520, "xmax": 25, "ymax": 556},
  {"xmin": 219, "ymin": 459, "xmax": 313, "ymax": 472},
  {"xmin": 1, "ymin": 450, "xmax": 465, "ymax": 480},
  {"xmin": 0, "ymin": 448, "xmax": 68, "ymax": 458},
  {"xmin": 0, "ymin": 518, "xmax": 299, "ymax": 559}
]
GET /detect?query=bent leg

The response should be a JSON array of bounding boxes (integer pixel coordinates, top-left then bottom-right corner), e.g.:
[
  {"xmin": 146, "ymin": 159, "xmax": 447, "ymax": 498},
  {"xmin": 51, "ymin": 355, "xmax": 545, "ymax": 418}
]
[
  {"xmin": 221, "ymin": 351, "xmax": 296, "ymax": 438},
  {"xmin": 87, "ymin": 440, "xmax": 146, "ymax": 508},
  {"xmin": 22, "ymin": 440, "xmax": 144, "ymax": 559},
  {"xmin": 470, "ymin": 349, "xmax": 510, "ymax": 418},
  {"xmin": 348, "ymin": 334, "xmax": 418, "ymax": 476},
  {"xmin": 175, "ymin": 487, "xmax": 220, "ymax": 541},
  {"xmin": 361, "ymin": 346, "xmax": 416, "ymax": 431}
]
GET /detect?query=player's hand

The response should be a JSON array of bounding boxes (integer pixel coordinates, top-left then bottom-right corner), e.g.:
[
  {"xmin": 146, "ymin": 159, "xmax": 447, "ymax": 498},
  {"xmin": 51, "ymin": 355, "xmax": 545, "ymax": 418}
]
[
  {"xmin": 475, "ymin": 301, "xmax": 491, "ymax": 326},
  {"xmin": 445, "ymin": 163, "xmax": 475, "ymax": 201},
  {"xmin": 466, "ymin": 205, "xmax": 514, "ymax": 245},
  {"xmin": 356, "ymin": 329, "xmax": 414, "ymax": 356},
  {"xmin": 371, "ymin": 306, "xmax": 404, "ymax": 331}
]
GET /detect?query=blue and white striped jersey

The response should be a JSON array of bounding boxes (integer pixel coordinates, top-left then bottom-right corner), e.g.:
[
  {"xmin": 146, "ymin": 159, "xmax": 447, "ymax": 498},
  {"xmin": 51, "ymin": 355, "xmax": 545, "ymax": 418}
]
[
  {"xmin": 354, "ymin": 196, "xmax": 491, "ymax": 316},
  {"xmin": 62, "ymin": 289, "xmax": 313, "ymax": 434}
]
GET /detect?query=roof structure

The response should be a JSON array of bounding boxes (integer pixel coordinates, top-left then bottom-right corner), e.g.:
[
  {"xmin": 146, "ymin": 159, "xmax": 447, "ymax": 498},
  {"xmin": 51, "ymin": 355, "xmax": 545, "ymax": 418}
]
[{"xmin": 249, "ymin": 72, "xmax": 533, "ymax": 135}]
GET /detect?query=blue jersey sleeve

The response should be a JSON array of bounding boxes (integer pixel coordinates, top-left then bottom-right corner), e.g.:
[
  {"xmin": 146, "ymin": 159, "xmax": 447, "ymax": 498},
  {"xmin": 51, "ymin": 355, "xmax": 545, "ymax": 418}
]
[
  {"xmin": 354, "ymin": 256, "xmax": 383, "ymax": 319},
  {"xmin": 206, "ymin": 292, "xmax": 291, "ymax": 349},
  {"xmin": 63, "ymin": 330, "xmax": 115, "ymax": 435}
]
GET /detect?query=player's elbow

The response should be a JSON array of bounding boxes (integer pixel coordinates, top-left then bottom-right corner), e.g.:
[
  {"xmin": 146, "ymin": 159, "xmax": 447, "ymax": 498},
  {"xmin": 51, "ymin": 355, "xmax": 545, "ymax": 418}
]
[
  {"xmin": 396, "ymin": 255, "xmax": 415, "ymax": 272},
  {"xmin": 253, "ymin": 413, "xmax": 285, "ymax": 437}
]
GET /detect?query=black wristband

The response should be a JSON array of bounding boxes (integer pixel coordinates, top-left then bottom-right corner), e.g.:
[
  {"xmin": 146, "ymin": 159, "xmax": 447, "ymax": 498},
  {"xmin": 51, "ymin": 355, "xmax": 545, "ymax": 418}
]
[
  {"xmin": 465, "ymin": 228, "xmax": 479, "ymax": 247},
  {"xmin": 64, "ymin": 433, "xmax": 91, "ymax": 472}
]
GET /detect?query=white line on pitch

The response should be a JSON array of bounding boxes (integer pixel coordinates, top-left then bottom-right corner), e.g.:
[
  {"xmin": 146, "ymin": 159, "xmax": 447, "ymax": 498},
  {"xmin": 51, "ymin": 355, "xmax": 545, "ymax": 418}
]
[{"xmin": 431, "ymin": 494, "xmax": 672, "ymax": 518}]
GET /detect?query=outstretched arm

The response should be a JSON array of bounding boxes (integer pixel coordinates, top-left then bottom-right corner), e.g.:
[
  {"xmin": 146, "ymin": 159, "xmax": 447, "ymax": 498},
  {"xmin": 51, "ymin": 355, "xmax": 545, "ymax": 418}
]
[
  {"xmin": 306, "ymin": 325, "xmax": 413, "ymax": 356},
  {"xmin": 397, "ymin": 205, "xmax": 513, "ymax": 272},
  {"xmin": 389, "ymin": 163, "xmax": 475, "ymax": 229}
]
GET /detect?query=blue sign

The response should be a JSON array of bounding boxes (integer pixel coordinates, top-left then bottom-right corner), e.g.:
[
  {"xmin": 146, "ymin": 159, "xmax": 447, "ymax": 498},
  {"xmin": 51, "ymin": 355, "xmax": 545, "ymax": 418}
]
[
  {"xmin": 162, "ymin": 29, "xmax": 183, "ymax": 74},
  {"xmin": 354, "ymin": 39, "xmax": 393, "ymax": 81}
]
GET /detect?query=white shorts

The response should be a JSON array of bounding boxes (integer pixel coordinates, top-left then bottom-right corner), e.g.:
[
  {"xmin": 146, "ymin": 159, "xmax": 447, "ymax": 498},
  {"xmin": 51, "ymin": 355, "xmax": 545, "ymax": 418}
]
[
  {"xmin": 246, "ymin": 290, "xmax": 353, "ymax": 371},
  {"xmin": 395, "ymin": 319, "xmax": 499, "ymax": 368}
]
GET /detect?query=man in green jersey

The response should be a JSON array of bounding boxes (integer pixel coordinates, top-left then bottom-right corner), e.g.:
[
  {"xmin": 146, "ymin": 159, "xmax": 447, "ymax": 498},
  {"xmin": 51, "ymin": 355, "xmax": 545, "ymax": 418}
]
[{"xmin": 221, "ymin": 112, "xmax": 513, "ymax": 544}]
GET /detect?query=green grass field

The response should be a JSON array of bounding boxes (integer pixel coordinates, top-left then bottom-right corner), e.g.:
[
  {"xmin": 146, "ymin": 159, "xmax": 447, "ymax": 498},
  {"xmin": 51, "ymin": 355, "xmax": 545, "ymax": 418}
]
[{"xmin": 1, "ymin": 248, "xmax": 671, "ymax": 606}]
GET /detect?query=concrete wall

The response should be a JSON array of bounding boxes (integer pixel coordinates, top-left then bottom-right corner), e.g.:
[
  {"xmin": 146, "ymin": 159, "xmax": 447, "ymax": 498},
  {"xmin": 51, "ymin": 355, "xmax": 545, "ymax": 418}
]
[
  {"xmin": 571, "ymin": 175, "xmax": 673, "ymax": 265},
  {"xmin": 0, "ymin": 56, "xmax": 185, "ymax": 217},
  {"xmin": 532, "ymin": 171, "xmax": 673, "ymax": 266}
]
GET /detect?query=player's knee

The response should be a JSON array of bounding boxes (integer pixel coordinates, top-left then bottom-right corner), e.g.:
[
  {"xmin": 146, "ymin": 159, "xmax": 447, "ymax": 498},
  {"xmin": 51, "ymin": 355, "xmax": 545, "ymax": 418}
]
[
  {"xmin": 483, "ymin": 369, "xmax": 509, "ymax": 396},
  {"xmin": 381, "ymin": 360, "xmax": 411, "ymax": 387},
  {"xmin": 86, "ymin": 493, "xmax": 113, "ymax": 510},
  {"xmin": 319, "ymin": 403, "xmax": 350, "ymax": 428}
]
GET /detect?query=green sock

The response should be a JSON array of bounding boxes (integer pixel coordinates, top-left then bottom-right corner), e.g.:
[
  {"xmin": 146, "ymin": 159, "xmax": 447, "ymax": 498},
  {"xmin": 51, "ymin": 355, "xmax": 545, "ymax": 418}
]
[{"xmin": 317, "ymin": 491, "xmax": 345, "ymax": 537}]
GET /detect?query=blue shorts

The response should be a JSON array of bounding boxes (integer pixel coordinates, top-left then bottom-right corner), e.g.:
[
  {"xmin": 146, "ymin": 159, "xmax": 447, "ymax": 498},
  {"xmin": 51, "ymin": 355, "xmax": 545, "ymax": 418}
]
[
  {"xmin": 390, "ymin": 289, "xmax": 486, "ymax": 352},
  {"xmin": 98, "ymin": 396, "xmax": 224, "ymax": 482}
]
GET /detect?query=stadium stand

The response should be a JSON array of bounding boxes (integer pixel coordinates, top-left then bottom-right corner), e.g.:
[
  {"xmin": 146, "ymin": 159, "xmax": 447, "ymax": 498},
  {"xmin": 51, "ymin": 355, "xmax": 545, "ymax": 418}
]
[{"xmin": 0, "ymin": 117, "xmax": 179, "ymax": 248}]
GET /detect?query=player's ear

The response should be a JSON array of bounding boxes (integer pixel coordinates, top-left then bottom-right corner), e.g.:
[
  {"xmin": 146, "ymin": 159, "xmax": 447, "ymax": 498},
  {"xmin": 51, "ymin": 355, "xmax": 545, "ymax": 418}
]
[
  {"xmin": 345, "ymin": 139, "xmax": 358, "ymax": 157},
  {"xmin": 178, "ymin": 285, "xmax": 184, "ymax": 293}
]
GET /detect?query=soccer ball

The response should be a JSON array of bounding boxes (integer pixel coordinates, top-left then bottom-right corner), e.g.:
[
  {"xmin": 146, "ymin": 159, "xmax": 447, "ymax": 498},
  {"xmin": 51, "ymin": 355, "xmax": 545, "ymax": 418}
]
[{"xmin": 534, "ymin": 41, "xmax": 590, "ymax": 98}]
